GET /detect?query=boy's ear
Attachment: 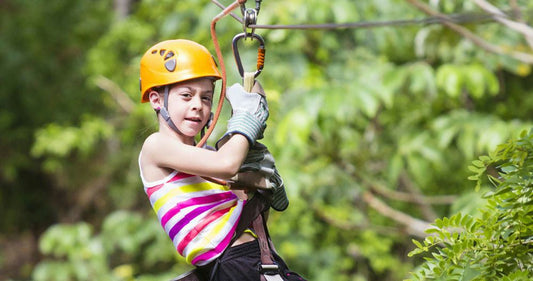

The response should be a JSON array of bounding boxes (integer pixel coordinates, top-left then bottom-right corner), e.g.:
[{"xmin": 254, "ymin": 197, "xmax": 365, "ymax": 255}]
[{"xmin": 148, "ymin": 90, "xmax": 162, "ymax": 111}]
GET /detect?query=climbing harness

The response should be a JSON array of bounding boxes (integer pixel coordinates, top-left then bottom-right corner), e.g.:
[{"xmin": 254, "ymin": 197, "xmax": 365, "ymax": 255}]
[{"xmin": 172, "ymin": 190, "xmax": 291, "ymax": 281}]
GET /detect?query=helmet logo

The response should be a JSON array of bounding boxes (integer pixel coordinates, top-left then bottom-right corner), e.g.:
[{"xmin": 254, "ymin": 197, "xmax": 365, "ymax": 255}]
[{"xmin": 163, "ymin": 50, "xmax": 176, "ymax": 72}]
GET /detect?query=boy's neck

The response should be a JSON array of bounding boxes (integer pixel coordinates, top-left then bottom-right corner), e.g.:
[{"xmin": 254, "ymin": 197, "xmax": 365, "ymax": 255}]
[{"xmin": 159, "ymin": 125, "xmax": 195, "ymax": 146}]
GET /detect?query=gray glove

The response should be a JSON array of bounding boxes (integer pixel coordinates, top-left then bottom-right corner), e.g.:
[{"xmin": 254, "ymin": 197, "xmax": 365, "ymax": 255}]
[
  {"xmin": 269, "ymin": 170, "xmax": 288, "ymax": 212},
  {"xmin": 221, "ymin": 83, "xmax": 269, "ymax": 145},
  {"xmin": 239, "ymin": 142, "xmax": 275, "ymax": 176},
  {"xmin": 239, "ymin": 142, "xmax": 289, "ymax": 212}
]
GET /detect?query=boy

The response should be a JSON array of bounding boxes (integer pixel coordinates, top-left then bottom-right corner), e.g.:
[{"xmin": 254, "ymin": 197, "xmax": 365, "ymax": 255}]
[{"xmin": 138, "ymin": 39, "xmax": 303, "ymax": 280}]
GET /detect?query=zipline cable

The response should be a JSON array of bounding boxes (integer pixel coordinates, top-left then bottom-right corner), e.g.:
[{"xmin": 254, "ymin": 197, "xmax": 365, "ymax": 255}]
[
  {"xmin": 212, "ymin": 0, "xmax": 529, "ymax": 31},
  {"xmin": 247, "ymin": 12, "xmax": 519, "ymax": 30},
  {"xmin": 212, "ymin": 0, "xmax": 243, "ymax": 24}
]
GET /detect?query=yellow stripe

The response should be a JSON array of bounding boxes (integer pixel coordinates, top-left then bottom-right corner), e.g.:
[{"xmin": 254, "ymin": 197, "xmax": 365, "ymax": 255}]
[{"xmin": 153, "ymin": 182, "xmax": 225, "ymax": 212}]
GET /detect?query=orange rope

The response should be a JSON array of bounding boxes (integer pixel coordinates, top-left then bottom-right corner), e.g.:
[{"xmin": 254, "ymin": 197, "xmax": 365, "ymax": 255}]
[
  {"xmin": 197, "ymin": 0, "xmax": 247, "ymax": 148},
  {"xmin": 197, "ymin": 0, "xmax": 246, "ymax": 186}
]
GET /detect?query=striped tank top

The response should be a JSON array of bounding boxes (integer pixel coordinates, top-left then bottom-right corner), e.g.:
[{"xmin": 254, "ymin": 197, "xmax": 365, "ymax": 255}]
[{"xmin": 139, "ymin": 162, "xmax": 244, "ymax": 266}]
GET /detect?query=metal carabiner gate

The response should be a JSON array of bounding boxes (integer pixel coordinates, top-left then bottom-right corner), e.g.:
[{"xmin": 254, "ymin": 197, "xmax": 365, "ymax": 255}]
[{"xmin": 232, "ymin": 32, "xmax": 266, "ymax": 79}]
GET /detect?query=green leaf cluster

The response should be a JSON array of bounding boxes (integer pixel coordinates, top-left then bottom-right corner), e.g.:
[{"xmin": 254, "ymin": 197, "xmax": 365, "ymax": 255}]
[{"xmin": 408, "ymin": 129, "xmax": 533, "ymax": 280}]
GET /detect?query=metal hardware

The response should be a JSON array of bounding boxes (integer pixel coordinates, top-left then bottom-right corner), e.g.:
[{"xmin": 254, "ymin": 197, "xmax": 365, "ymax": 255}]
[{"xmin": 232, "ymin": 32, "xmax": 266, "ymax": 78}]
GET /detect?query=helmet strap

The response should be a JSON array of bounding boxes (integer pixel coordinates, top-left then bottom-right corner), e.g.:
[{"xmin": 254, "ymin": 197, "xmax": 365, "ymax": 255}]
[
  {"xmin": 159, "ymin": 85, "xmax": 182, "ymax": 135},
  {"xmin": 200, "ymin": 112, "xmax": 213, "ymax": 140}
]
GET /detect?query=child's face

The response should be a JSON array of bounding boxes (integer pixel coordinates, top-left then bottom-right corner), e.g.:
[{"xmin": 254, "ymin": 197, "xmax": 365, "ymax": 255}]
[{"xmin": 166, "ymin": 78, "xmax": 214, "ymax": 138}]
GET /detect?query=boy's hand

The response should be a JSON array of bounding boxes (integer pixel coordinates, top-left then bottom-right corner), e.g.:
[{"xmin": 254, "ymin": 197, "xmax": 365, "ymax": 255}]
[
  {"xmin": 235, "ymin": 142, "xmax": 289, "ymax": 211},
  {"xmin": 239, "ymin": 142, "xmax": 275, "ymax": 176},
  {"xmin": 224, "ymin": 83, "xmax": 269, "ymax": 145}
]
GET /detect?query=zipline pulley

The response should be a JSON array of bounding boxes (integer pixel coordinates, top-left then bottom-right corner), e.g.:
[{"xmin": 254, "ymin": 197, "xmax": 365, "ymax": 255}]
[{"xmin": 240, "ymin": 0, "xmax": 262, "ymax": 36}]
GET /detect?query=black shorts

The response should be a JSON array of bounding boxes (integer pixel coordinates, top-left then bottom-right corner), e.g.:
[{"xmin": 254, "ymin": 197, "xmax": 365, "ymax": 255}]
[{"xmin": 197, "ymin": 240, "xmax": 306, "ymax": 281}]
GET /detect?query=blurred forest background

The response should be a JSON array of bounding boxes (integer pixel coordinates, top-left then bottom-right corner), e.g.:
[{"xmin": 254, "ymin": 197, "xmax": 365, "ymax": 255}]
[{"xmin": 1, "ymin": 0, "xmax": 533, "ymax": 280}]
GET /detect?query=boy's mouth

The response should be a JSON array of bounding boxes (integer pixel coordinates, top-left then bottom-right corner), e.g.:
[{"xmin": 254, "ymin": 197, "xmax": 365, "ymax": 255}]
[{"xmin": 185, "ymin": 117, "xmax": 202, "ymax": 123}]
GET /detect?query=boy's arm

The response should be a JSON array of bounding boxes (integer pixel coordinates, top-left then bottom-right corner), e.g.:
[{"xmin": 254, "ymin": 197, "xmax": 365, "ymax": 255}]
[
  {"xmin": 143, "ymin": 82, "xmax": 269, "ymax": 180},
  {"xmin": 142, "ymin": 132, "xmax": 250, "ymax": 179}
]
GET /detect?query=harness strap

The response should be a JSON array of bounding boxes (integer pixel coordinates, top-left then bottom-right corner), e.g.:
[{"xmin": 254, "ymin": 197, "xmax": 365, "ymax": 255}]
[
  {"xmin": 232, "ymin": 191, "xmax": 270, "ymax": 245},
  {"xmin": 253, "ymin": 213, "xmax": 284, "ymax": 281}
]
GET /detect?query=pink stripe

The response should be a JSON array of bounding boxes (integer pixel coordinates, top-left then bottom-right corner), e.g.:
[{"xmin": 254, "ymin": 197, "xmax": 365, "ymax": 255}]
[
  {"xmin": 191, "ymin": 216, "xmax": 240, "ymax": 265},
  {"xmin": 168, "ymin": 195, "xmax": 237, "ymax": 240},
  {"xmin": 145, "ymin": 173, "xmax": 195, "ymax": 198},
  {"xmin": 176, "ymin": 207, "xmax": 229, "ymax": 254},
  {"xmin": 169, "ymin": 172, "xmax": 194, "ymax": 182},
  {"xmin": 161, "ymin": 192, "xmax": 235, "ymax": 227},
  {"xmin": 145, "ymin": 183, "xmax": 164, "ymax": 197}
]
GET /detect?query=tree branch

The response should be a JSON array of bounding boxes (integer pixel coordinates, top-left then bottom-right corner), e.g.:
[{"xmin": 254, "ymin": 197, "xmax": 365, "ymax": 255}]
[
  {"xmin": 405, "ymin": 0, "xmax": 533, "ymax": 64},
  {"xmin": 94, "ymin": 75, "xmax": 135, "ymax": 113},
  {"xmin": 473, "ymin": 0, "xmax": 533, "ymax": 49},
  {"xmin": 399, "ymin": 173, "xmax": 438, "ymax": 221},
  {"xmin": 362, "ymin": 191, "xmax": 433, "ymax": 238},
  {"xmin": 369, "ymin": 180, "xmax": 457, "ymax": 205}
]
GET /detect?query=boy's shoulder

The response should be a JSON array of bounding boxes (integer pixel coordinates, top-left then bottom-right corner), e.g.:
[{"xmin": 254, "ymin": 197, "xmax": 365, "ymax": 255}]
[
  {"xmin": 142, "ymin": 132, "xmax": 189, "ymax": 154},
  {"xmin": 142, "ymin": 132, "xmax": 161, "ymax": 147},
  {"xmin": 142, "ymin": 132, "xmax": 171, "ymax": 153}
]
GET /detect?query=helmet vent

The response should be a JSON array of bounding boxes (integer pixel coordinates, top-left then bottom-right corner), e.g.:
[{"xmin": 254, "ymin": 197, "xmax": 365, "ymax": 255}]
[{"xmin": 165, "ymin": 51, "xmax": 174, "ymax": 60}]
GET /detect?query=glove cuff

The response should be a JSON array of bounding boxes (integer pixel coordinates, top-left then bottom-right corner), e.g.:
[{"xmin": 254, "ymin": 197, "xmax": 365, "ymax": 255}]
[
  {"xmin": 226, "ymin": 111, "xmax": 265, "ymax": 145},
  {"xmin": 270, "ymin": 183, "xmax": 289, "ymax": 211}
]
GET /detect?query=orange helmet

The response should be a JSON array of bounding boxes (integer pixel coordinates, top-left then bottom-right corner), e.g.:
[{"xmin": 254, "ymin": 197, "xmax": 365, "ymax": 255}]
[{"xmin": 139, "ymin": 39, "xmax": 222, "ymax": 103}]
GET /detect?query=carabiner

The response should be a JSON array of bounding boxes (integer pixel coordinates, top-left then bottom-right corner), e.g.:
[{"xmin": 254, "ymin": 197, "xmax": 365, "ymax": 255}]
[{"xmin": 232, "ymin": 32, "xmax": 266, "ymax": 78}]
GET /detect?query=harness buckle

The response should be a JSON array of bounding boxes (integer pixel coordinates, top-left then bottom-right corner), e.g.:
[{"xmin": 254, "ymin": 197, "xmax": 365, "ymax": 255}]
[{"xmin": 259, "ymin": 264, "xmax": 280, "ymax": 275}]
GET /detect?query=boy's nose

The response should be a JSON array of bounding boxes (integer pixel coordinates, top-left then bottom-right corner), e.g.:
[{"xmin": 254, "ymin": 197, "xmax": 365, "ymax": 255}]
[{"xmin": 191, "ymin": 96, "xmax": 203, "ymax": 110}]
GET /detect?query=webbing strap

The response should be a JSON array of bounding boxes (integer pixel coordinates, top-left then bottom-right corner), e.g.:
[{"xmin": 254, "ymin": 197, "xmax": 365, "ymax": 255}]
[
  {"xmin": 253, "ymin": 213, "xmax": 284, "ymax": 281},
  {"xmin": 243, "ymin": 71, "xmax": 256, "ymax": 92}
]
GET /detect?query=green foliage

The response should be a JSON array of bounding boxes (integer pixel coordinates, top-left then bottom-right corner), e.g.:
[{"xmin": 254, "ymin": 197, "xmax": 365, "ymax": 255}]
[
  {"xmin": 31, "ymin": 116, "xmax": 114, "ymax": 173},
  {"xmin": 0, "ymin": 0, "xmax": 112, "ymax": 234},
  {"xmin": 408, "ymin": 129, "xmax": 533, "ymax": 280},
  {"xmin": 436, "ymin": 63, "xmax": 499, "ymax": 99},
  {"xmin": 33, "ymin": 211, "xmax": 187, "ymax": 281},
  {"xmin": 3, "ymin": 0, "xmax": 533, "ymax": 280}
]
